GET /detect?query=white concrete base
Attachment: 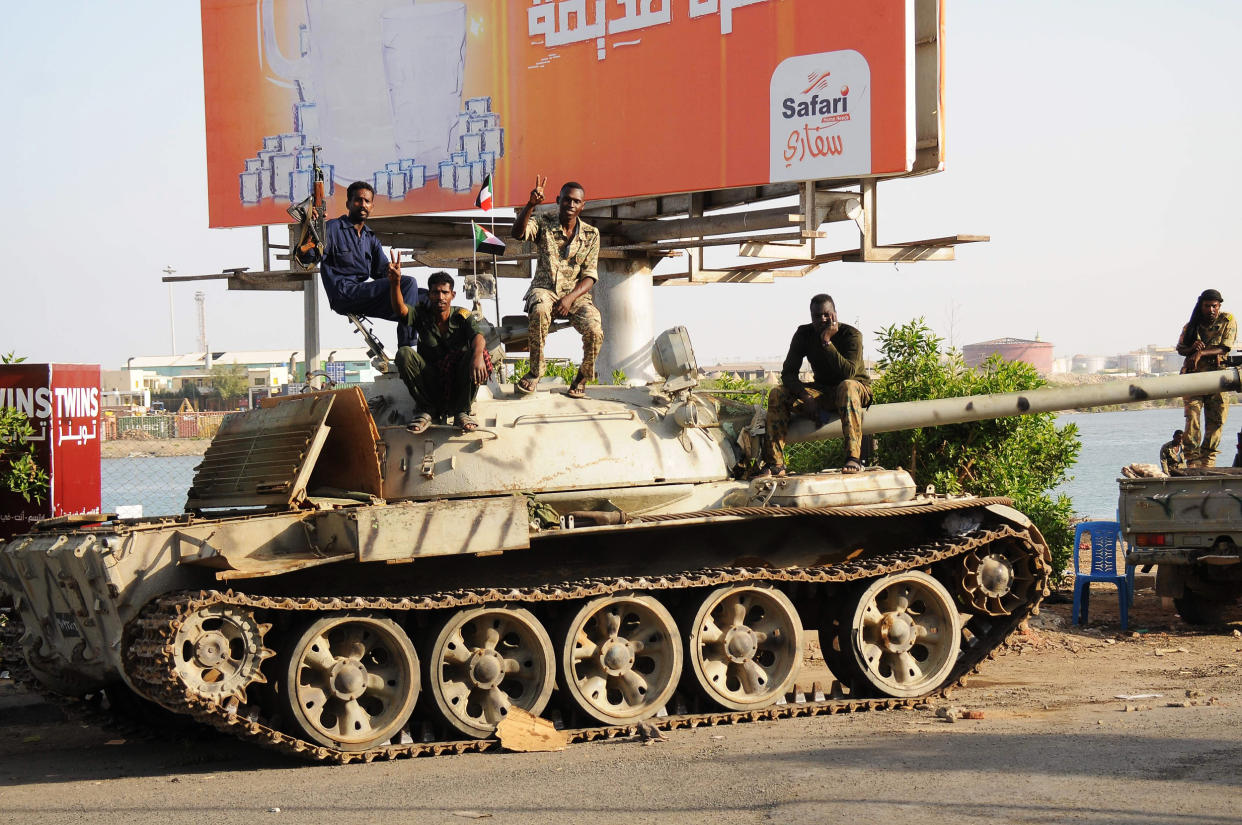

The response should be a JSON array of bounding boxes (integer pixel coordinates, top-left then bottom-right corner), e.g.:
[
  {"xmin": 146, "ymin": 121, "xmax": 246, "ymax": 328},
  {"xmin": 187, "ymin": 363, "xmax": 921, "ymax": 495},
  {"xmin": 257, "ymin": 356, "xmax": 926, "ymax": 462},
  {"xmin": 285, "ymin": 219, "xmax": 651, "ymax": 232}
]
[{"xmin": 593, "ymin": 258, "xmax": 656, "ymax": 384}]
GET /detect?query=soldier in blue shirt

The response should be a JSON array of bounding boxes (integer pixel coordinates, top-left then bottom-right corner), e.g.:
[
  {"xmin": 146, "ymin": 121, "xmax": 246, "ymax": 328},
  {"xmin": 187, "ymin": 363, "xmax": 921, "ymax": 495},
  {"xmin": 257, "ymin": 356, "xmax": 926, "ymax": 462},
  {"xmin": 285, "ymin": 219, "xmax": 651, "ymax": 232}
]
[{"xmin": 320, "ymin": 181, "xmax": 423, "ymax": 349}]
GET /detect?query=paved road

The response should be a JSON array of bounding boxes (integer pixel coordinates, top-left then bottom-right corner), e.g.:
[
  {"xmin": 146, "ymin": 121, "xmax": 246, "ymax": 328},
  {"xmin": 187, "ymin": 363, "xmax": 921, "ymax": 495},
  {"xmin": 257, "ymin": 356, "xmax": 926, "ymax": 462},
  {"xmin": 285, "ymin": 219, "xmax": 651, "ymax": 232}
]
[{"xmin": 2, "ymin": 604, "xmax": 1240, "ymax": 825}]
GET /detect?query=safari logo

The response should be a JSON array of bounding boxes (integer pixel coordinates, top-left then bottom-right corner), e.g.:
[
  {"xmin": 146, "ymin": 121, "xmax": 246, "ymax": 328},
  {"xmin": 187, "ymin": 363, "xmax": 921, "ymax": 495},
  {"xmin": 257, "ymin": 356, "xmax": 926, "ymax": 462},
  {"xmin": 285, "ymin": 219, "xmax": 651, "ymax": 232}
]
[{"xmin": 770, "ymin": 50, "xmax": 871, "ymax": 183}]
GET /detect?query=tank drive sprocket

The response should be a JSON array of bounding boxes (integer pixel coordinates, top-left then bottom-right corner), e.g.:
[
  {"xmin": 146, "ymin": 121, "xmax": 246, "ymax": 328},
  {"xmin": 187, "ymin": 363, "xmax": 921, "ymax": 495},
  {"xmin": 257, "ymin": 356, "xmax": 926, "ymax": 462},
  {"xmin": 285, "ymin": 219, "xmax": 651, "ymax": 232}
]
[{"xmin": 171, "ymin": 604, "xmax": 275, "ymax": 704}]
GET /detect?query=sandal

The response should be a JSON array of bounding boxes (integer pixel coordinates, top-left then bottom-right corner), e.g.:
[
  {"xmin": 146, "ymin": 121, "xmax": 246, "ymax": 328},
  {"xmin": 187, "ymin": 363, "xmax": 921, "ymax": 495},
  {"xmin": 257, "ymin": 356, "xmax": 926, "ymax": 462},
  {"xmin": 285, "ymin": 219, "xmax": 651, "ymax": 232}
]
[
  {"xmin": 455, "ymin": 412, "xmax": 478, "ymax": 433},
  {"xmin": 842, "ymin": 457, "xmax": 863, "ymax": 474},
  {"xmin": 514, "ymin": 374, "xmax": 537, "ymax": 395},
  {"xmin": 566, "ymin": 374, "xmax": 587, "ymax": 399},
  {"xmin": 754, "ymin": 465, "xmax": 787, "ymax": 479},
  {"xmin": 406, "ymin": 413, "xmax": 432, "ymax": 435}
]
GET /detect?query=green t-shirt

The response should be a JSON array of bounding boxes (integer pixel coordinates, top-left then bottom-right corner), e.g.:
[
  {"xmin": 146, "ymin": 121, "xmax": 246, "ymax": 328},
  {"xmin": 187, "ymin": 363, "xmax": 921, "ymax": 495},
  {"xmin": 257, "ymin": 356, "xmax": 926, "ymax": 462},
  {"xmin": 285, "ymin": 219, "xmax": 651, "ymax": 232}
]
[{"xmin": 404, "ymin": 303, "xmax": 484, "ymax": 364}]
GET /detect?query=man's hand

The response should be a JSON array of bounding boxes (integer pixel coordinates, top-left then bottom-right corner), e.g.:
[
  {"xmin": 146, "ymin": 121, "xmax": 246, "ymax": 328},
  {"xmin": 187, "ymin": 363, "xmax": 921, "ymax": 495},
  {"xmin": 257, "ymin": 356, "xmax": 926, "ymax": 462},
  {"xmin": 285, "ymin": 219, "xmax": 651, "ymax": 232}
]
[
  {"xmin": 819, "ymin": 309, "xmax": 839, "ymax": 346},
  {"xmin": 553, "ymin": 295, "xmax": 575, "ymax": 319},
  {"xmin": 387, "ymin": 249, "xmax": 402, "ymax": 285},
  {"xmin": 528, "ymin": 174, "xmax": 547, "ymax": 207},
  {"xmin": 1192, "ymin": 340, "xmax": 1206, "ymax": 352},
  {"xmin": 471, "ymin": 351, "xmax": 489, "ymax": 385},
  {"xmin": 798, "ymin": 391, "xmax": 819, "ymax": 418}
]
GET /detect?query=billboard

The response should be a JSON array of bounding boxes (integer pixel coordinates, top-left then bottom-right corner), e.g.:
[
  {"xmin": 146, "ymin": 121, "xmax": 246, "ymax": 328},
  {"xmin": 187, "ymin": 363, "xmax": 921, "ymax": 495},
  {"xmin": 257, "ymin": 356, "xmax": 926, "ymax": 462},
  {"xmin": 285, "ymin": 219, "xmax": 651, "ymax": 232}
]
[
  {"xmin": 0, "ymin": 364, "xmax": 102, "ymax": 541},
  {"xmin": 203, "ymin": 0, "xmax": 939, "ymax": 228}
]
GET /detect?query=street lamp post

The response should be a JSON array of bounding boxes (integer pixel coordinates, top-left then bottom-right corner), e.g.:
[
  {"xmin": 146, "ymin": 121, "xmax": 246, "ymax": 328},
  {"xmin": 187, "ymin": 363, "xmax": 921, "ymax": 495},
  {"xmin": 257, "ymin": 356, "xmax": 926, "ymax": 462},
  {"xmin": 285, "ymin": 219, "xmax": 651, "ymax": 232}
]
[{"xmin": 163, "ymin": 265, "xmax": 177, "ymax": 355}]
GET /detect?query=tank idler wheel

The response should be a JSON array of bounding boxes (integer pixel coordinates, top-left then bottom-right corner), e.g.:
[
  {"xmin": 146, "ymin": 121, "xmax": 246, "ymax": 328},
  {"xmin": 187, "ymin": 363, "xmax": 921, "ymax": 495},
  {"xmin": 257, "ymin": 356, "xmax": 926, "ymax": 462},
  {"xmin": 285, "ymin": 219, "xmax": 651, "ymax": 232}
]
[
  {"xmin": 953, "ymin": 542, "xmax": 1036, "ymax": 616},
  {"xmin": 424, "ymin": 606, "xmax": 556, "ymax": 739},
  {"xmin": 172, "ymin": 605, "xmax": 275, "ymax": 703},
  {"xmin": 561, "ymin": 594, "xmax": 682, "ymax": 725},
  {"xmin": 841, "ymin": 571, "xmax": 962, "ymax": 699},
  {"xmin": 280, "ymin": 614, "xmax": 419, "ymax": 751},
  {"xmin": 686, "ymin": 586, "xmax": 804, "ymax": 711}
]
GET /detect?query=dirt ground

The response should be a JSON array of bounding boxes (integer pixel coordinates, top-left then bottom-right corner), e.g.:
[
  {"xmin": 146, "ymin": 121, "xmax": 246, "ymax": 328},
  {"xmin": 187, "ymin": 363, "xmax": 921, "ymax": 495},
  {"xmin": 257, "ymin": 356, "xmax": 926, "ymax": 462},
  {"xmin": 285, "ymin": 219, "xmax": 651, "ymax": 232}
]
[{"xmin": 1, "ymin": 588, "xmax": 1239, "ymax": 825}]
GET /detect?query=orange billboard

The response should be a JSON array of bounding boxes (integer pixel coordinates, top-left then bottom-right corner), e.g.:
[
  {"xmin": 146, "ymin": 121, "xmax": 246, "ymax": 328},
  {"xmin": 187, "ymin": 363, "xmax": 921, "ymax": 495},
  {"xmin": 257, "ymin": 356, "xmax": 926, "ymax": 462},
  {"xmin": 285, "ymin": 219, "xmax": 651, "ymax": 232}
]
[{"xmin": 203, "ymin": 0, "xmax": 934, "ymax": 228}]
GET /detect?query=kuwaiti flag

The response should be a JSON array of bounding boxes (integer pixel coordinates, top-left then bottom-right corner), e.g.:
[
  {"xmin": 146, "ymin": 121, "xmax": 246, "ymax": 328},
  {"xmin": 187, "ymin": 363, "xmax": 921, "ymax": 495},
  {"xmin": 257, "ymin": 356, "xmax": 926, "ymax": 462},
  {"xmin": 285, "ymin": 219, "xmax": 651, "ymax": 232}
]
[
  {"xmin": 473, "ymin": 221, "xmax": 506, "ymax": 256},
  {"xmin": 474, "ymin": 174, "xmax": 493, "ymax": 211}
]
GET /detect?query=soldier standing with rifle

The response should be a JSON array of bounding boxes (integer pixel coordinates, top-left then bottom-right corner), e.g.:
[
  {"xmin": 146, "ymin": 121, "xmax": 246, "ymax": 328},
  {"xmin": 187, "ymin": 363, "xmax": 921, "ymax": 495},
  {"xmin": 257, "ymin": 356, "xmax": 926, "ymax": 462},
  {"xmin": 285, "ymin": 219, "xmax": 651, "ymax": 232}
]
[{"xmin": 1176, "ymin": 288, "xmax": 1236, "ymax": 467}]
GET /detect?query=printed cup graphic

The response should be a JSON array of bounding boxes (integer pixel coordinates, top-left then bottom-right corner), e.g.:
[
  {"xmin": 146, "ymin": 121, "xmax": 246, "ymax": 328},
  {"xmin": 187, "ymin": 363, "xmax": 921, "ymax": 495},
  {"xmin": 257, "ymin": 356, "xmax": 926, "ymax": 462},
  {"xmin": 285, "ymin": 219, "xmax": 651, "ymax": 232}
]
[
  {"xmin": 260, "ymin": 0, "xmax": 416, "ymax": 183},
  {"xmin": 382, "ymin": 3, "xmax": 468, "ymax": 172}
]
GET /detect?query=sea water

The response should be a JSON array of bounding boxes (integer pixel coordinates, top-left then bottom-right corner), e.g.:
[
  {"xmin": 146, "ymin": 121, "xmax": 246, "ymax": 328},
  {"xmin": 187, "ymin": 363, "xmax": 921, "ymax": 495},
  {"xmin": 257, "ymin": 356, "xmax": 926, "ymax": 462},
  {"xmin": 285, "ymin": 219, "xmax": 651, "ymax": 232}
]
[{"xmin": 99, "ymin": 406, "xmax": 1238, "ymax": 519}]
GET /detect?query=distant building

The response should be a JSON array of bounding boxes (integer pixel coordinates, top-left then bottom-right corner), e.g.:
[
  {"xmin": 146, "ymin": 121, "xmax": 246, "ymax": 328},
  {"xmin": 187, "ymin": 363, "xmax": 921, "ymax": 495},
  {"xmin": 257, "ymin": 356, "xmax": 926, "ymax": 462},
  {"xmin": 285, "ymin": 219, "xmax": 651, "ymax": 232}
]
[
  {"xmin": 120, "ymin": 348, "xmax": 379, "ymax": 407},
  {"xmin": 1071, "ymin": 354, "xmax": 1108, "ymax": 374},
  {"xmin": 963, "ymin": 338, "xmax": 1054, "ymax": 376}
]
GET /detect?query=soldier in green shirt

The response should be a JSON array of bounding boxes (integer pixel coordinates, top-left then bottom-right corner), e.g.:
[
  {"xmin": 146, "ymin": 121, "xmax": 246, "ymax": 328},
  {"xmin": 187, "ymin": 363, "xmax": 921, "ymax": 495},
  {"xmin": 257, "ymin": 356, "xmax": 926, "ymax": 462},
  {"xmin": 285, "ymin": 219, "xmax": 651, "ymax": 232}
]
[
  {"xmin": 760, "ymin": 293, "xmax": 872, "ymax": 476},
  {"xmin": 1159, "ymin": 430, "xmax": 1186, "ymax": 474},
  {"xmin": 388, "ymin": 266, "xmax": 491, "ymax": 433}
]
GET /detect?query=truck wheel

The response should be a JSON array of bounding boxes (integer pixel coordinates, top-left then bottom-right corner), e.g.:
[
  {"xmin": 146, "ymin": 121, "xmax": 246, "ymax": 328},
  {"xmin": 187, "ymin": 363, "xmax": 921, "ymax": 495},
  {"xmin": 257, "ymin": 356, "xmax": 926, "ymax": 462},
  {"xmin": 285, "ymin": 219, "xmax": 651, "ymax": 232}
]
[{"xmin": 1174, "ymin": 591, "xmax": 1228, "ymax": 626}]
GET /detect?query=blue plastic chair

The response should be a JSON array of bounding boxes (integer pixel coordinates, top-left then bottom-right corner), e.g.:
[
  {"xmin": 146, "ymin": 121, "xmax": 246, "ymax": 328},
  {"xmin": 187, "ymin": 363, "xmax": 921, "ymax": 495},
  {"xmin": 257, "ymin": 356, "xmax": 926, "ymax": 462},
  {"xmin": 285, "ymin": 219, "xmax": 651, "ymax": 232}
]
[{"xmin": 1070, "ymin": 520, "xmax": 1130, "ymax": 631}]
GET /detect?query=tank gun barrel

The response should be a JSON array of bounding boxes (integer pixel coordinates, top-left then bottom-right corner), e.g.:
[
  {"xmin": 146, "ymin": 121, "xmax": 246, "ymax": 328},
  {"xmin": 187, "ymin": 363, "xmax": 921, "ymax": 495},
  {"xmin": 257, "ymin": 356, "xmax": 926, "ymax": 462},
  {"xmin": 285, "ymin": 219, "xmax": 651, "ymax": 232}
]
[{"xmin": 787, "ymin": 367, "xmax": 1242, "ymax": 444}]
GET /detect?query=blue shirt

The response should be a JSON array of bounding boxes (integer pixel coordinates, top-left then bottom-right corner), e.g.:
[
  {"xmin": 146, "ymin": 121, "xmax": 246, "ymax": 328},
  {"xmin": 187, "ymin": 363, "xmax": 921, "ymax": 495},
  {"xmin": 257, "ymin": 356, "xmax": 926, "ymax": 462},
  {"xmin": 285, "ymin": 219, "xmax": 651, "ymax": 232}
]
[{"xmin": 319, "ymin": 215, "xmax": 388, "ymax": 305}]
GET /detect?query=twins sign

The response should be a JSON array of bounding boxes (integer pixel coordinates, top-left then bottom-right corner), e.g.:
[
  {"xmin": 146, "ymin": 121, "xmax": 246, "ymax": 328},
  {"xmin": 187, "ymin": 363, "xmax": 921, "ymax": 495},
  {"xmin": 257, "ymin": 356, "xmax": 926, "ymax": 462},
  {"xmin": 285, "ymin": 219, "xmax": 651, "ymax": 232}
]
[{"xmin": 770, "ymin": 50, "xmax": 872, "ymax": 183}]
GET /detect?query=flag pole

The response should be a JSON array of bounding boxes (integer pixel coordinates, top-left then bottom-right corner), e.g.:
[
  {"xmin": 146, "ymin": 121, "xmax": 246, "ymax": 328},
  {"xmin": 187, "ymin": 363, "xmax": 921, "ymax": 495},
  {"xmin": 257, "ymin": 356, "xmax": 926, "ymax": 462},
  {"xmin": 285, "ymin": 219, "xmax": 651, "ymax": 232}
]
[{"xmin": 491, "ymin": 165, "xmax": 501, "ymax": 329}]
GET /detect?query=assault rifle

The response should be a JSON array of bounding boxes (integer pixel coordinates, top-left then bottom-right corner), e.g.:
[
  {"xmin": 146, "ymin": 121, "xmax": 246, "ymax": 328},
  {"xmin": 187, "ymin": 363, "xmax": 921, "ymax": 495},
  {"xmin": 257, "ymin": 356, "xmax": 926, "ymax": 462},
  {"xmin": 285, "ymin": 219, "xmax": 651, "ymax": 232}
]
[{"xmin": 287, "ymin": 146, "xmax": 325, "ymax": 267}]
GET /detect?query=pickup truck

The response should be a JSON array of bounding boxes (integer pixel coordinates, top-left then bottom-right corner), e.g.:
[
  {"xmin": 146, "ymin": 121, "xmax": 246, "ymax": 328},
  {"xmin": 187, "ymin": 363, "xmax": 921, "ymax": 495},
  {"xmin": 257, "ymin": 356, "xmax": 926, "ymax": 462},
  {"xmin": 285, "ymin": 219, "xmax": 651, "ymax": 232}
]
[{"xmin": 1120, "ymin": 471, "xmax": 1242, "ymax": 623}]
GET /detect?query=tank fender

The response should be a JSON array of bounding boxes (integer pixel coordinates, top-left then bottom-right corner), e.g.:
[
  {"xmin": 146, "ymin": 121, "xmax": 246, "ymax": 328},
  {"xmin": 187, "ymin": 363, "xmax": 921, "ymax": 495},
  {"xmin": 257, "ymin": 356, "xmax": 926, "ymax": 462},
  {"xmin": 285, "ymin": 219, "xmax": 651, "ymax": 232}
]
[
  {"xmin": 984, "ymin": 503, "xmax": 1030, "ymax": 529},
  {"xmin": 311, "ymin": 495, "xmax": 531, "ymax": 564}
]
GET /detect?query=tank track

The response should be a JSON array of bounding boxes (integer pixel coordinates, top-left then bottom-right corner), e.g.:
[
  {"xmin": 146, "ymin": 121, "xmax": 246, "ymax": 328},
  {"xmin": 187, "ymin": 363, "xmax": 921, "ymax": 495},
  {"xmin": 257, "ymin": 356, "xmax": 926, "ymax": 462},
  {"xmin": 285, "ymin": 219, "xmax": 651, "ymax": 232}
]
[
  {"xmin": 124, "ymin": 522, "xmax": 1047, "ymax": 764},
  {"xmin": 0, "ymin": 605, "xmax": 33, "ymax": 690}
]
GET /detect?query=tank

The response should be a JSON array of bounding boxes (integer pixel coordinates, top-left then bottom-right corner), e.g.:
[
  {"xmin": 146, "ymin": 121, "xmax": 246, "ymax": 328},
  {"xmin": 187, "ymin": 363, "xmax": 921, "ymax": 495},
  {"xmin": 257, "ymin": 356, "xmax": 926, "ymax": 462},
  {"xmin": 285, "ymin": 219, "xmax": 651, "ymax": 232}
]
[{"xmin": 1, "ymin": 330, "xmax": 1237, "ymax": 762}]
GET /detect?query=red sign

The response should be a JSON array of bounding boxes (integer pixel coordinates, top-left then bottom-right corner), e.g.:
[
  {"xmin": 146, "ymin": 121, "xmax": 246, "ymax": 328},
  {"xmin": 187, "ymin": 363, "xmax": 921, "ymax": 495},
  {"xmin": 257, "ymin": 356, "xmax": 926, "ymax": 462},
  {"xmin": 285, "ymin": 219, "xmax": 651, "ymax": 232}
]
[{"xmin": 0, "ymin": 364, "xmax": 101, "ymax": 542}]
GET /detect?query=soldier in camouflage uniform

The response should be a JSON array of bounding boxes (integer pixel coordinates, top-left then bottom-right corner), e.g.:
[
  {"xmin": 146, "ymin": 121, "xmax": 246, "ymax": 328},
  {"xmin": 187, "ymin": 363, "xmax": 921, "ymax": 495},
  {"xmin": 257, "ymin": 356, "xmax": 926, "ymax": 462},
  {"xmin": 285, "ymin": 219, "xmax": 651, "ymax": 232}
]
[
  {"xmin": 760, "ymin": 294, "xmax": 872, "ymax": 476},
  {"xmin": 1176, "ymin": 288, "xmax": 1236, "ymax": 467},
  {"xmin": 511, "ymin": 175, "xmax": 603, "ymax": 399}
]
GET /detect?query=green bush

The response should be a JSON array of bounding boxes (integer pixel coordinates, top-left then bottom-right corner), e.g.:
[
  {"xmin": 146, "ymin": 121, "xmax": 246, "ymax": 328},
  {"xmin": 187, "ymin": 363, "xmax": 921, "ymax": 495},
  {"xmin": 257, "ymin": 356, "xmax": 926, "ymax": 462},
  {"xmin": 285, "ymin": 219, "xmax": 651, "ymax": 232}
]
[
  {"xmin": 0, "ymin": 352, "xmax": 49, "ymax": 505},
  {"xmin": 510, "ymin": 359, "xmax": 598, "ymax": 385}
]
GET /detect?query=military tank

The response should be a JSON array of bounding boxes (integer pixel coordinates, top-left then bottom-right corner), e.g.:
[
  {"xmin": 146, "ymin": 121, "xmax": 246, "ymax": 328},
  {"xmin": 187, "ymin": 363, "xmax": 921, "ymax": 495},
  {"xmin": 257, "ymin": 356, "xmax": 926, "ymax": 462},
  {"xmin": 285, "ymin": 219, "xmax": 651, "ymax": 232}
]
[{"xmin": 1, "ymin": 329, "xmax": 1236, "ymax": 762}]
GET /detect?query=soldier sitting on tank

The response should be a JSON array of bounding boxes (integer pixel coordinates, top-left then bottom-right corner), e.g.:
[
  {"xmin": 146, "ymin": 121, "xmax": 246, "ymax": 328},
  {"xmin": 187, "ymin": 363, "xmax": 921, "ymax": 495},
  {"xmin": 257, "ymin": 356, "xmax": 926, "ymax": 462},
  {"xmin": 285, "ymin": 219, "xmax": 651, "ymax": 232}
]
[
  {"xmin": 759, "ymin": 294, "xmax": 872, "ymax": 477},
  {"xmin": 388, "ymin": 264, "xmax": 491, "ymax": 434},
  {"xmin": 1176, "ymin": 288, "xmax": 1236, "ymax": 467},
  {"xmin": 510, "ymin": 175, "xmax": 604, "ymax": 399},
  {"xmin": 318, "ymin": 181, "xmax": 425, "ymax": 351},
  {"xmin": 1159, "ymin": 429, "xmax": 1187, "ymax": 474}
]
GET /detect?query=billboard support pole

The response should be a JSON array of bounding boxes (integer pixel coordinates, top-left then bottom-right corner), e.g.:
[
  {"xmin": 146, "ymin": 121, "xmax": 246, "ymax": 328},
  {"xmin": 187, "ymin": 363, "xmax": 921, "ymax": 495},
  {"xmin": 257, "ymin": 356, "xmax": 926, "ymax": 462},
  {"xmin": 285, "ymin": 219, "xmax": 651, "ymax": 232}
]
[
  {"xmin": 289, "ymin": 224, "xmax": 321, "ymax": 381},
  {"xmin": 593, "ymin": 257, "xmax": 656, "ymax": 385}
]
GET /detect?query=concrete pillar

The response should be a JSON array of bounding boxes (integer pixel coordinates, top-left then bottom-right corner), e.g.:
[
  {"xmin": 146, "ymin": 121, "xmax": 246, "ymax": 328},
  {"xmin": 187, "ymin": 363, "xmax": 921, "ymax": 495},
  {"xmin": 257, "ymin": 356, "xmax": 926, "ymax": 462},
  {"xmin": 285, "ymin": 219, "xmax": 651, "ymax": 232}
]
[
  {"xmin": 290, "ymin": 224, "xmax": 321, "ymax": 379},
  {"xmin": 592, "ymin": 257, "xmax": 656, "ymax": 384}
]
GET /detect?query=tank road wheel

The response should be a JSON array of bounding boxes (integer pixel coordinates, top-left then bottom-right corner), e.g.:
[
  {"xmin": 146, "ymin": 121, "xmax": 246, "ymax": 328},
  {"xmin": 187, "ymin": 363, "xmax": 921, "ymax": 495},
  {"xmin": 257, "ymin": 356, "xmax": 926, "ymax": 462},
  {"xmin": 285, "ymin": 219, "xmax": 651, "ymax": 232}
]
[
  {"xmin": 561, "ymin": 595, "xmax": 682, "ymax": 725},
  {"xmin": 686, "ymin": 586, "xmax": 804, "ymax": 711},
  {"xmin": 953, "ymin": 542, "xmax": 1037, "ymax": 616},
  {"xmin": 841, "ymin": 571, "xmax": 962, "ymax": 699},
  {"xmin": 281, "ymin": 614, "xmax": 419, "ymax": 751},
  {"xmin": 172, "ymin": 605, "xmax": 275, "ymax": 703},
  {"xmin": 424, "ymin": 607, "xmax": 556, "ymax": 739}
]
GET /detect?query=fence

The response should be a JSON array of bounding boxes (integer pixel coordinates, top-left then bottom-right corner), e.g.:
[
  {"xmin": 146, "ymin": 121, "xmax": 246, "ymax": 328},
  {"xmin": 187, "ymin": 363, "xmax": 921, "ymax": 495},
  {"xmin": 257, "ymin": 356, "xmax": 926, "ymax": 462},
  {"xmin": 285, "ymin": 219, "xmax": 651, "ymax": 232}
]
[{"xmin": 101, "ymin": 412, "xmax": 233, "ymax": 517}]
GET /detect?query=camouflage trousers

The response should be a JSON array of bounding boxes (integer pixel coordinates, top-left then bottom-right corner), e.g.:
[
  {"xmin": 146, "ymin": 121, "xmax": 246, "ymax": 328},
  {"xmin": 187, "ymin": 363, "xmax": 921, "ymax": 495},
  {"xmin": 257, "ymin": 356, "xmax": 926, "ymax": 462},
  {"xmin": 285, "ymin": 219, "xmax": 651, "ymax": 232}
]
[
  {"xmin": 762, "ymin": 380, "xmax": 872, "ymax": 468},
  {"xmin": 1183, "ymin": 392, "xmax": 1229, "ymax": 467},
  {"xmin": 525, "ymin": 289, "xmax": 604, "ymax": 381}
]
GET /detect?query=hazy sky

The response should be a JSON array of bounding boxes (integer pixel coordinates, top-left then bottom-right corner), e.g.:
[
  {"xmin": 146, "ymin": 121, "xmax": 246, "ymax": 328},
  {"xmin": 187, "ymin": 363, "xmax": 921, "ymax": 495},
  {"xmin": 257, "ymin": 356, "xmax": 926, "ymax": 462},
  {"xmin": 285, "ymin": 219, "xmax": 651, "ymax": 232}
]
[{"xmin": 3, "ymin": 1, "xmax": 1240, "ymax": 369}]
